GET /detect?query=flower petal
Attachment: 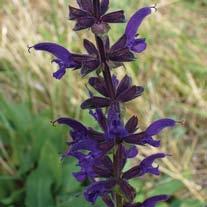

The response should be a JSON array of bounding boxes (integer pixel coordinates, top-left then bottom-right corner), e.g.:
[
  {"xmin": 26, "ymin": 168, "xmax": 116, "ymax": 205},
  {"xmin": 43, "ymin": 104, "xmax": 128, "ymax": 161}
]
[
  {"xmin": 81, "ymin": 60, "xmax": 100, "ymax": 76},
  {"xmin": 146, "ymin": 118, "xmax": 176, "ymax": 136},
  {"xmin": 73, "ymin": 16, "xmax": 95, "ymax": 31},
  {"xmin": 83, "ymin": 39, "xmax": 99, "ymax": 55},
  {"xmin": 117, "ymin": 86, "xmax": 144, "ymax": 102},
  {"xmin": 77, "ymin": 0, "xmax": 93, "ymax": 13},
  {"xmin": 81, "ymin": 97, "xmax": 111, "ymax": 109},
  {"xmin": 126, "ymin": 146, "xmax": 138, "ymax": 158},
  {"xmin": 72, "ymin": 171, "xmax": 86, "ymax": 182},
  {"xmin": 100, "ymin": 0, "xmax": 109, "ymax": 16},
  {"xmin": 69, "ymin": 6, "xmax": 90, "ymax": 20},
  {"xmin": 93, "ymin": 156, "xmax": 113, "ymax": 177},
  {"xmin": 110, "ymin": 35, "xmax": 127, "ymax": 53},
  {"xmin": 118, "ymin": 179, "xmax": 136, "ymax": 202},
  {"xmin": 84, "ymin": 179, "xmax": 116, "ymax": 203},
  {"xmin": 116, "ymin": 75, "xmax": 132, "ymax": 97},
  {"xmin": 89, "ymin": 77, "xmax": 109, "ymax": 97},
  {"xmin": 53, "ymin": 117, "xmax": 87, "ymax": 133},
  {"xmin": 130, "ymin": 38, "xmax": 147, "ymax": 53},
  {"xmin": 139, "ymin": 195, "xmax": 169, "ymax": 207},
  {"xmin": 125, "ymin": 116, "xmax": 138, "ymax": 134},
  {"xmin": 123, "ymin": 153, "xmax": 166, "ymax": 179},
  {"xmin": 109, "ymin": 48, "xmax": 135, "ymax": 62},
  {"xmin": 102, "ymin": 194, "xmax": 114, "ymax": 207},
  {"xmin": 124, "ymin": 133, "xmax": 160, "ymax": 147},
  {"xmin": 102, "ymin": 10, "xmax": 125, "ymax": 23},
  {"xmin": 125, "ymin": 7, "xmax": 152, "ymax": 42},
  {"xmin": 114, "ymin": 144, "xmax": 127, "ymax": 172}
]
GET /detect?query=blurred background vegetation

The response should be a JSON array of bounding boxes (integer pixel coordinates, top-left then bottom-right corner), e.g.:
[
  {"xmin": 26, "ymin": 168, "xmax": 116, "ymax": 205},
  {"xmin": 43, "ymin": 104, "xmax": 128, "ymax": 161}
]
[{"xmin": 0, "ymin": 0, "xmax": 206, "ymax": 206}]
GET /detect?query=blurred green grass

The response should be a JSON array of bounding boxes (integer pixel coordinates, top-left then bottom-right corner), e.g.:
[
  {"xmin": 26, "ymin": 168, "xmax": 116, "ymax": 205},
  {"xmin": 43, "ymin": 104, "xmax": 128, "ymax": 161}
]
[{"xmin": 0, "ymin": 0, "xmax": 207, "ymax": 206}]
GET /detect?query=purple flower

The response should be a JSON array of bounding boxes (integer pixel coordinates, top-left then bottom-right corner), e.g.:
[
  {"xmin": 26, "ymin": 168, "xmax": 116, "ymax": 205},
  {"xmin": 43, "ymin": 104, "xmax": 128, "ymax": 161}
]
[
  {"xmin": 53, "ymin": 117, "xmax": 104, "ymax": 154},
  {"xmin": 125, "ymin": 7, "xmax": 155, "ymax": 53},
  {"xmin": 28, "ymin": 42, "xmax": 78, "ymax": 79},
  {"xmin": 123, "ymin": 153, "xmax": 166, "ymax": 179},
  {"xmin": 69, "ymin": 0, "xmax": 125, "ymax": 32},
  {"xmin": 125, "ymin": 118, "xmax": 176, "ymax": 147},
  {"xmin": 125, "ymin": 195, "xmax": 169, "ymax": 207},
  {"xmin": 72, "ymin": 151, "xmax": 100, "ymax": 181},
  {"xmin": 29, "ymin": 39, "xmax": 102, "ymax": 79},
  {"xmin": 84, "ymin": 179, "xmax": 116, "ymax": 203}
]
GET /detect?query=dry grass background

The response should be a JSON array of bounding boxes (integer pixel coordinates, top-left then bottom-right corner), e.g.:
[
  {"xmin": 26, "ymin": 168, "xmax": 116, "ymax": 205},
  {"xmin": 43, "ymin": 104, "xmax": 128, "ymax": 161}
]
[{"xmin": 0, "ymin": 0, "xmax": 207, "ymax": 204}]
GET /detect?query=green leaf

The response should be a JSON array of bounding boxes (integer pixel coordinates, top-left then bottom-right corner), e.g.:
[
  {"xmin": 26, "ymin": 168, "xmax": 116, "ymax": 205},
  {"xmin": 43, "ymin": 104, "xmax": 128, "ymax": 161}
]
[
  {"xmin": 25, "ymin": 170, "xmax": 54, "ymax": 207},
  {"xmin": 148, "ymin": 177, "xmax": 184, "ymax": 196}
]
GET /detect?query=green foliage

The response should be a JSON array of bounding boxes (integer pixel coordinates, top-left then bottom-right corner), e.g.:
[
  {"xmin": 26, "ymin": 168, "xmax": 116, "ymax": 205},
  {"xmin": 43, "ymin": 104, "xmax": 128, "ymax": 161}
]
[{"xmin": 0, "ymin": 97, "xmax": 85, "ymax": 207}]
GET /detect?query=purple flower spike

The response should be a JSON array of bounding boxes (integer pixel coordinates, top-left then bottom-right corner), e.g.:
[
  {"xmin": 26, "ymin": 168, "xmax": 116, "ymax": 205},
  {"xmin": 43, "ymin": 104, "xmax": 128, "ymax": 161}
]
[
  {"xmin": 125, "ymin": 7, "xmax": 156, "ymax": 53},
  {"xmin": 84, "ymin": 179, "xmax": 116, "ymax": 204},
  {"xmin": 28, "ymin": 42, "xmax": 77, "ymax": 79},
  {"xmin": 123, "ymin": 153, "xmax": 166, "ymax": 179}
]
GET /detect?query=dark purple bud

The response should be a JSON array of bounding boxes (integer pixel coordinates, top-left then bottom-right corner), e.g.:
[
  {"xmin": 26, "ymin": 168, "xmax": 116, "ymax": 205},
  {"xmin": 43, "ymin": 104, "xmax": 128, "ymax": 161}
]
[
  {"xmin": 125, "ymin": 116, "xmax": 138, "ymax": 134},
  {"xmin": 146, "ymin": 118, "xmax": 176, "ymax": 136},
  {"xmin": 83, "ymin": 39, "xmax": 99, "ymax": 55},
  {"xmin": 116, "ymin": 75, "xmax": 132, "ymax": 97},
  {"xmin": 117, "ymin": 86, "xmax": 144, "ymax": 103},
  {"xmin": 123, "ymin": 153, "xmax": 166, "ymax": 179},
  {"xmin": 77, "ymin": 0, "xmax": 93, "ymax": 14},
  {"xmin": 69, "ymin": 6, "xmax": 90, "ymax": 20},
  {"xmin": 89, "ymin": 77, "xmax": 109, "ymax": 97},
  {"xmin": 102, "ymin": 10, "xmax": 125, "ymax": 23},
  {"xmin": 84, "ymin": 179, "xmax": 116, "ymax": 203},
  {"xmin": 73, "ymin": 16, "xmax": 95, "ymax": 31},
  {"xmin": 126, "ymin": 146, "xmax": 138, "ymax": 158},
  {"xmin": 118, "ymin": 179, "xmax": 136, "ymax": 202},
  {"xmin": 52, "ymin": 117, "xmax": 87, "ymax": 133},
  {"xmin": 81, "ymin": 97, "xmax": 111, "ymax": 109}
]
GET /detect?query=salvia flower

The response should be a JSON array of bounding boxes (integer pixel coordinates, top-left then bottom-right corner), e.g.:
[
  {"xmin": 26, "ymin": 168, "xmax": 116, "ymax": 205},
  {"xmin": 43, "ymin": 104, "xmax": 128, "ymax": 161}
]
[{"xmin": 29, "ymin": 1, "xmax": 178, "ymax": 207}]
